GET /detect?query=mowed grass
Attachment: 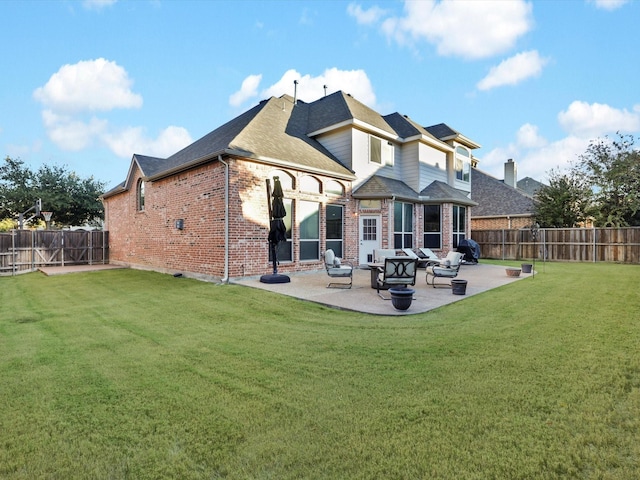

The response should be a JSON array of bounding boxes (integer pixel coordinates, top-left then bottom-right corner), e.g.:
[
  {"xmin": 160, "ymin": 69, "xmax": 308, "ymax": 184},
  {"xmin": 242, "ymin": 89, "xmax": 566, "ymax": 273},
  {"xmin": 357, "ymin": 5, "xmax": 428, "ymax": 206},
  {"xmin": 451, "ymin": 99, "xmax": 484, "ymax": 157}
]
[{"xmin": 0, "ymin": 262, "xmax": 639, "ymax": 479}]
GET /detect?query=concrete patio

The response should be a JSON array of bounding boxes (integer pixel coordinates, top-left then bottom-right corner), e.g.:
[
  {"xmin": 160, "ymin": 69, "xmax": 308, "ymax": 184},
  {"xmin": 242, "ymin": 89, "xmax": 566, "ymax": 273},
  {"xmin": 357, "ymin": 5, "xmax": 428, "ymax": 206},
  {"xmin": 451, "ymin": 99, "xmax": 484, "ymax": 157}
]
[{"xmin": 233, "ymin": 263, "xmax": 532, "ymax": 316}]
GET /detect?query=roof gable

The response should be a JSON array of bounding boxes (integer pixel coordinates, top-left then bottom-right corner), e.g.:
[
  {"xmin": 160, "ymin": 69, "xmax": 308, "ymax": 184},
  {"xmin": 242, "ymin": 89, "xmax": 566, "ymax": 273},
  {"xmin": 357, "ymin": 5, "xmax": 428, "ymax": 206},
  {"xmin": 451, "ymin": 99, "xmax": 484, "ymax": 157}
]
[
  {"xmin": 307, "ymin": 91, "xmax": 396, "ymax": 137},
  {"xmin": 111, "ymin": 94, "xmax": 357, "ymax": 192}
]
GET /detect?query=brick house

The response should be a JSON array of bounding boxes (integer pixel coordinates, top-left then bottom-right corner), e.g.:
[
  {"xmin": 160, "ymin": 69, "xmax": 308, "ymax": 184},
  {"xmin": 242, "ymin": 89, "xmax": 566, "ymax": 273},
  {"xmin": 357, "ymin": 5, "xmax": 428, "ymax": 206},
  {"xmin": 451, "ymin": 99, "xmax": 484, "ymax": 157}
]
[
  {"xmin": 102, "ymin": 91, "xmax": 479, "ymax": 281},
  {"xmin": 470, "ymin": 159, "xmax": 538, "ymax": 230}
]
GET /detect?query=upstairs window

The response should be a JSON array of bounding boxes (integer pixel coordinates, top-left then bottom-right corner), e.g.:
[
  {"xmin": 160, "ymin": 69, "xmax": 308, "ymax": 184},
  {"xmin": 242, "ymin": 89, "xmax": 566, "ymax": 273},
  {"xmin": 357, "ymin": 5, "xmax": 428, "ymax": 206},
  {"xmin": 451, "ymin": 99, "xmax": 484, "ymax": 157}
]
[
  {"xmin": 455, "ymin": 146, "xmax": 470, "ymax": 182},
  {"xmin": 137, "ymin": 179, "xmax": 145, "ymax": 211},
  {"xmin": 370, "ymin": 135, "xmax": 394, "ymax": 166}
]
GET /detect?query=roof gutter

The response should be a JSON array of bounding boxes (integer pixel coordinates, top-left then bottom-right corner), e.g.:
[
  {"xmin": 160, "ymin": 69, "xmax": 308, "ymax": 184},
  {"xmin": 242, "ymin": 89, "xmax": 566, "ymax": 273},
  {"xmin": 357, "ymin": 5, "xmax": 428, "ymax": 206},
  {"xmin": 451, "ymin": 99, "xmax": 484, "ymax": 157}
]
[{"xmin": 218, "ymin": 155, "xmax": 230, "ymax": 284}]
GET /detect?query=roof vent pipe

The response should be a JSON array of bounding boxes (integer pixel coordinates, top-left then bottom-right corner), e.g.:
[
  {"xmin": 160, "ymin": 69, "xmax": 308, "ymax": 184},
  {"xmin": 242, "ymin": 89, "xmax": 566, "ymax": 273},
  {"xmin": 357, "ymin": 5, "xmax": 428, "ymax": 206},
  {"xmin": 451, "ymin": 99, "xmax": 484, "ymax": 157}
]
[
  {"xmin": 323, "ymin": 84, "xmax": 327, "ymax": 97},
  {"xmin": 293, "ymin": 79, "xmax": 298, "ymax": 105}
]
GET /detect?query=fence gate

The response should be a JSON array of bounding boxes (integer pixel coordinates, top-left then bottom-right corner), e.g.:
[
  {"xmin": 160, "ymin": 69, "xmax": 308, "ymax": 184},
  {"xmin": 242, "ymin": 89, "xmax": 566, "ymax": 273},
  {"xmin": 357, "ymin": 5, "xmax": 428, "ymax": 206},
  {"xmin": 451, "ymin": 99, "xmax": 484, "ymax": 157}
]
[{"xmin": 0, "ymin": 230, "xmax": 109, "ymax": 275}]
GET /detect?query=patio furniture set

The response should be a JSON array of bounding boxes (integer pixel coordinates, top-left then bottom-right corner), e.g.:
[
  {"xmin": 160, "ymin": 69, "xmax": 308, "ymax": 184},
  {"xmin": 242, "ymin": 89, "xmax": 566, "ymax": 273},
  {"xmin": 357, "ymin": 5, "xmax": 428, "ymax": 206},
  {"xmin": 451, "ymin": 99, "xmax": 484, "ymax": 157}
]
[{"xmin": 323, "ymin": 248, "xmax": 469, "ymax": 311}]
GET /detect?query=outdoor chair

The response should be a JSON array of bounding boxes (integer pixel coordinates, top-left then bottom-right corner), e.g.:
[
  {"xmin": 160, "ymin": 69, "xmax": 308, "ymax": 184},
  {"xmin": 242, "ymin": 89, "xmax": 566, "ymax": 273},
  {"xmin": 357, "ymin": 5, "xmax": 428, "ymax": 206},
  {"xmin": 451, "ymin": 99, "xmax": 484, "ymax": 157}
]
[
  {"xmin": 425, "ymin": 251, "xmax": 465, "ymax": 287},
  {"xmin": 323, "ymin": 249, "xmax": 354, "ymax": 289},
  {"xmin": 412, "ymin": 247, "xmax": 439, "ymax": 267},
  {"xmin": 376, "ymin": 257, "xmax": 418, "ymax": 299}
]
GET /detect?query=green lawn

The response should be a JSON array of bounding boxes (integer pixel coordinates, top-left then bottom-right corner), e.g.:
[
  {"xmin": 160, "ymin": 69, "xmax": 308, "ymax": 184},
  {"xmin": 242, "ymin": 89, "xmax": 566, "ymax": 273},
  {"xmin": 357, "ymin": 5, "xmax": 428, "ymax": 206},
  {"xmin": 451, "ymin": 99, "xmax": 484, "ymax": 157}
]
[{"xmin": 1, "ymin": 262, "xmax": 639, "ymax": 479}]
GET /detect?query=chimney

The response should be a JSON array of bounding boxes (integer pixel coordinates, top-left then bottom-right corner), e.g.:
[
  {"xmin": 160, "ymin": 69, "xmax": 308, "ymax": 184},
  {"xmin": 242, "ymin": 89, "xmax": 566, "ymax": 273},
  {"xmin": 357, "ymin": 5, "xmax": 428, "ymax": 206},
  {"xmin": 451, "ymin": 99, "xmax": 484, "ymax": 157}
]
[{"xmin": 504, "ymin": 159, "xmax": 517, "ymax": 188}]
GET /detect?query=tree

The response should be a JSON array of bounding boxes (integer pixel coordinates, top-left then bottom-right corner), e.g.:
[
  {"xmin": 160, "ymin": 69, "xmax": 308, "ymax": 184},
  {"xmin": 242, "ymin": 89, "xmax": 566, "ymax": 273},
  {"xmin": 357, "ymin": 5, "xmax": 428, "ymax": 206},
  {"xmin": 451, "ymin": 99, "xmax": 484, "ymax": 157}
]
[
  {"xmin": 534, "ymin": 168, "xmax": 593, "ymax": 228},
  {"xmin": 576, "ymin": 133, "xmax": 640, "ymax": 227},
  {"xmin": 0, "ymin": 156, "xmax": 35, "ymax": 219},
  {"xmin": 0, "ymin": 156, "xmax": 106, "ymax": 228}
]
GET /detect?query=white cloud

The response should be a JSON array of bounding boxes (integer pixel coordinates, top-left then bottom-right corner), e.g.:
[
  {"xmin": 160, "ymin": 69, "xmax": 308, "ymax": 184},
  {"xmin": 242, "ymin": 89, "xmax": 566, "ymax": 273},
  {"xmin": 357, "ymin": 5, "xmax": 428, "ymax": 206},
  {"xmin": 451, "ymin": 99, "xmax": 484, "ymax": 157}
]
[
  {"xmin": 347, "ymin": 3, "xmax": 388, "ymax": 25},
  {"xmin": 34, "ymin": 59, "xmax": 191, "ymax": 159},
  {"xmin": 380, "ymin": 0, "xmax": 533, "ymax": 60},
  {"xmin": 480, "ymin": 100, "xmax": 640, "ymax": 182},
  {"xmin": 477, "ymin": 50, "xmax": 548, "ymax": 91},
  {"xmin": 102, "ymin": 126, "xmax": 192, "ymax": 158},
  {"xmin": 558, "ymin": 101, "xmax": 640, "ymax": 137},
  {"xmin": 82, "ymin": 0, "xmax": 117, "ymax": 10},
  {"xmin": 587, "ymin": 0, "xmax": 629, "ymax": 10},
  {"xmin": 33, "ymin": 58, "xmax": 142, "ymax": 113},
  {"xmin": 231, "ymin": 68, "xmax": 377, "ymax": 109},
  {"xmin": 229, "ymin": 74, "xmax": 263, "ymax": 107},
  {"xmin": 41, "ymin": 110, "xmax": 108, "ymax": 151},
  {"xmin": 516, "ymin": 123, "xmax": 547, "ymax": 149}
]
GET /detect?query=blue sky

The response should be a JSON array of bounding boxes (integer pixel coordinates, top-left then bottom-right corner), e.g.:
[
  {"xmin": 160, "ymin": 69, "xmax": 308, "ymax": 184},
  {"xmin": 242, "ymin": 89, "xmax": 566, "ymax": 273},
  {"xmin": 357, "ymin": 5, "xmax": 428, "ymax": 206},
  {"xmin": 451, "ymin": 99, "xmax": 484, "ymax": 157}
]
[{"xmin": 2, "ymin": 0, "xmax": 639, "ymax": 190}]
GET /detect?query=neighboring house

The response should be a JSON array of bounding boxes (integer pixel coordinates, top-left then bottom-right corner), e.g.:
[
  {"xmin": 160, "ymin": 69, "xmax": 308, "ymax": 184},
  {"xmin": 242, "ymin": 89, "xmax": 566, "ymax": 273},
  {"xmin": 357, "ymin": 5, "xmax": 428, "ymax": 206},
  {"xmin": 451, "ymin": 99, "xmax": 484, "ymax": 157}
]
[
  {"xmin": 470, "ymin": 159, "xmax": 538, "ymax": 230},
  {"xmin": 517, "ymin": 176, "xmax": 545, "ymax": 198},
  {"xmin": 102, "ymin": 91, "xmax": 479, "ymax": 281}
]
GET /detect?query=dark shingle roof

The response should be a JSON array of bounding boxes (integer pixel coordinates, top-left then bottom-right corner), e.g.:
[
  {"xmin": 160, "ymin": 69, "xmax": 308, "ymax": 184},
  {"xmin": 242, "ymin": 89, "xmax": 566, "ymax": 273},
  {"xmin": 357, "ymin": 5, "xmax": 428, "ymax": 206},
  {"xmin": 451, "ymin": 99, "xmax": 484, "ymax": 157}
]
[
  {"xmin": 425, "ymin": 123, "xmax": 481, "ymax": 149},
  {"xmin": 383, "ymin": 113, "xmax": 444, "ymax": 144},
  {"xmin": 353, "ymin": 175, "xmax": 418, "ymax": 201},
  {"xmin": 353, "ymin": 176, "xmax": 477, "ymax": 206},
  {"xmin": 126, "ymin": 95, "xmax": 356, "ymax": 184},
  {"xmin": 425, "ymin": 123, "xmax": 458, "ymax": 140},
  {"xmin": 420, "ymin": 180, "xmax": 478, "ymax": 206},
  {"xmin": 471, "ymin": 168, "xmax": 535, "ymax": 216},
  {"xmin": 134, "ymin": 154, "xmax": 171, "ymax": 178},
  {"xmin": 517, "ymin": 176, "xmax": 545, "ymax": 197},
  {"xmin": 307, "ymin": 91, "xmax": 396, "ymax": 136}
]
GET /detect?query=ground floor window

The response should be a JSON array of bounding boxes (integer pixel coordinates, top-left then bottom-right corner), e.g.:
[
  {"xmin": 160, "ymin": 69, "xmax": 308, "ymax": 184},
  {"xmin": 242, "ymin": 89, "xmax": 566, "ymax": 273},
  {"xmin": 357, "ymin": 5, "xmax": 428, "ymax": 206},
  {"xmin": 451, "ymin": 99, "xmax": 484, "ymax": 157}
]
[
  {"xmin": 453, "ymin": 205, "xmax": 466, "ymax": 248},
  {"xmin": 325, "ymin": 204, "xmax": 343, "ymax": 257},
  {"xmin": 423, "ymin": 205, "xmax": 441, "ymax": 249},
  {"xmin": 393, "ymin": 201, "xmax": 413, "ymax": 249},
  {"xmin": 300, "ymin": 200, "xmax": 320, "ymax": 260},
  {"xmin": 274, "ymin": 199, "xmax": 293, "ymax": 262}
]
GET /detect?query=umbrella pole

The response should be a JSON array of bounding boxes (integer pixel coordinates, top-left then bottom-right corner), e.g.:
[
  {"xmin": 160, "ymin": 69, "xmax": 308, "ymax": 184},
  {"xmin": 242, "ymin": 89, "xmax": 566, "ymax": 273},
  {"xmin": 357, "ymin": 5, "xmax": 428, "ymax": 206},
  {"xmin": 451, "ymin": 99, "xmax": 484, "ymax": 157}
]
[{"xmin": 265, "ymin": 179, "xmax": 272, "ymax": 220}]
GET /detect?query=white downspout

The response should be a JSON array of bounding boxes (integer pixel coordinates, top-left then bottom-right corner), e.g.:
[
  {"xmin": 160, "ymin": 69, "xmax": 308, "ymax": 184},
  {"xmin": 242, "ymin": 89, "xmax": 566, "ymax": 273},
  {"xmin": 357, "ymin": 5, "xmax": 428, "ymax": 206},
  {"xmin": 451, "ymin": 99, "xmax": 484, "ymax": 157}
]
[{"xmin": 218, "ymin": 155, "xmax": 229, "ymax": 283}]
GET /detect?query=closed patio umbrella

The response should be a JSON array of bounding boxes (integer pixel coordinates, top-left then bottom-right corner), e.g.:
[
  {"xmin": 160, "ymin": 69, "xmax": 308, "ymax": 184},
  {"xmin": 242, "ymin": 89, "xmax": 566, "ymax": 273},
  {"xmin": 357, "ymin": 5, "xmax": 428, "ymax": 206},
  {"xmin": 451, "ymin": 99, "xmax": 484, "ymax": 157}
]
[{"xmin": 260, "ymin": 176, "xmax": 290, "ymax": 283}]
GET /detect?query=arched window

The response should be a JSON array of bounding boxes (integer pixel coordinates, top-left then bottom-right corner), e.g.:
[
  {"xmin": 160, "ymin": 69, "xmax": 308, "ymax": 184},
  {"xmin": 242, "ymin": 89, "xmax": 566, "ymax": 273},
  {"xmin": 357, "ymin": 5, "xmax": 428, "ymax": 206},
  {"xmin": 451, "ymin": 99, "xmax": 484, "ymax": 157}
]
[
  {"xmin": 325, "ymin": 180, "xmax": 344, "ymax": 196},
  {"xmin": 269, "ymin": 170, "xmax": 295, "ymax": 190},
  {"xmin": 301, "ymin": 175, "xmax": 321, "ymax": 193},
  {"xmin": 456, "ymin": 146, "xmax": 470, "ymax": 157},
  {"xmin": 137, "ymin": 179, "xmax": 145, "ymax": 211}
]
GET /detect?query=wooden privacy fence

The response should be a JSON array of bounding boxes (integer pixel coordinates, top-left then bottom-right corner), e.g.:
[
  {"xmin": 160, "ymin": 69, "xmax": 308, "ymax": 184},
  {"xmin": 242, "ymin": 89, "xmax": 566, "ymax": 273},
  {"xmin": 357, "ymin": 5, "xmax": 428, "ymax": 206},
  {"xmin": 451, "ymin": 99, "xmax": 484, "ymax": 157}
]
[
  {"xmin": 0, "ymin": 230, "xmax": 109, "ymax": 275},
  {"xmin": 471, "ymin": 227, "xmax": 640, "ymax": 264}
]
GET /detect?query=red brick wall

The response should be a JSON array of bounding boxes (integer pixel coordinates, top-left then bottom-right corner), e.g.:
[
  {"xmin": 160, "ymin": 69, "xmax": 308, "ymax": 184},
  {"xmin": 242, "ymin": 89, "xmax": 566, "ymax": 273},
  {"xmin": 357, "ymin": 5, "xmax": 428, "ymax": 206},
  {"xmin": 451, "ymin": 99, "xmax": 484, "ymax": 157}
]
[
  {"xmin": 104, "ymin": 158, "xmax": 354, "ymax": 280},
  {"xmin": 472, "ymin": 216, "xmax": 533, "ymax": 231}
]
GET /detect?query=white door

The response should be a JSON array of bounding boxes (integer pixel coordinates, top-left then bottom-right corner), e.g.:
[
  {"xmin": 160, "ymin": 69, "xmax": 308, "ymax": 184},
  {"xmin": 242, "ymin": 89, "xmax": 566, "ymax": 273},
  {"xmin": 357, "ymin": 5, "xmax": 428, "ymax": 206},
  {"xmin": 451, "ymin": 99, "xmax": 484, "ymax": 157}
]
[{"xmin": 359, "ymin": 215, "xmax": 381, "ymax": 265}]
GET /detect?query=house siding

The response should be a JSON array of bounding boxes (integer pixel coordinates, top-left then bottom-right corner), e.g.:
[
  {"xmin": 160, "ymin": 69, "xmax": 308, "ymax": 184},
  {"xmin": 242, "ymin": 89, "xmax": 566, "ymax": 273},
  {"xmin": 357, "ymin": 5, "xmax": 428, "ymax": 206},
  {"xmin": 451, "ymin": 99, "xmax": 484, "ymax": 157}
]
[
  {"xmin": 316, "ymin": 129, "xmax": 352, "ymax": 170},
  {"xmin": 418, "ymin": 144, "xmax": 448, "ymax": 187}
]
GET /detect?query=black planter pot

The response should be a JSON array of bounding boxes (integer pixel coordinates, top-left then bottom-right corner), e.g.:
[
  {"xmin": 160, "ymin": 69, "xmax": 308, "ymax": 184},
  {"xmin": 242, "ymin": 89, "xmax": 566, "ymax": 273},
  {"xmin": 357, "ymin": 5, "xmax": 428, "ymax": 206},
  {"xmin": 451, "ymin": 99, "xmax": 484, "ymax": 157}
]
[
  {"xmin": 521, "ymin": 263, "xmax": 533, "ymax": 274},
  {"xmin": 388, "ymin": 287, "xmax": 415, "ymax": 310},
  {"xmin": 451, "ymin": 279, "xmax": 467, "ymax": 295}
]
